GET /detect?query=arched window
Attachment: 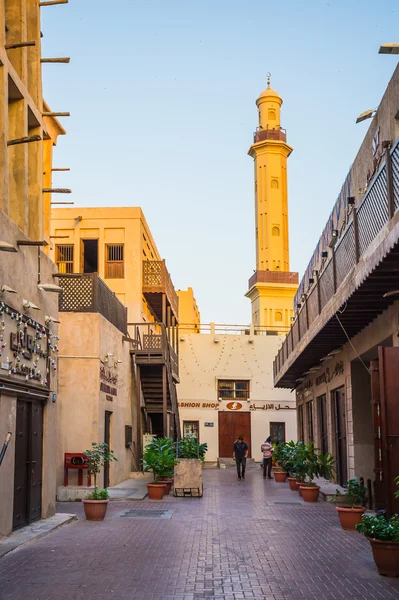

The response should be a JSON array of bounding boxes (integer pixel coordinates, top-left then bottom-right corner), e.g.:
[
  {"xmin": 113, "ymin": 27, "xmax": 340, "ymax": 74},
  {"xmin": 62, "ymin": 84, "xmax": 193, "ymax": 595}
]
[
  {"xmin": 275, "ymin": 311, "xmax": 283, "ymax": 322},
  {"xmin": 272, "ymin": 226, "xmax": 280, "ymax": 236},
  {"xmin": 271, "ymin": 178, "xmax": 279, "ymax": 189},
  {"xmin": 268, "ymin": 109, "xmax": 276, "ymax": 120}
]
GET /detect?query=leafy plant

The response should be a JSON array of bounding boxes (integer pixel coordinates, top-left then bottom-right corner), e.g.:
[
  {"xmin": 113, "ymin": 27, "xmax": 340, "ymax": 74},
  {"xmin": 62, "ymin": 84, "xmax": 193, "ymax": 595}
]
[
  {"xmin": 356, "ymin": 513, "xmax": 399, "ymax": 541},
  {"xmin": 272, "ymin": 441, "xmax": 286, "ymax": 467},
  {"xmin": 291, "ymin": 442, "xmax": 335, "ymax": 485},
  {"xmin": 84, "ymin": 442, "xmax": 118, "ymax": 491},
  {"xmin": 395, "ymin": 475, "xmax": 399, "ymax": 498},
  {"xmin": 87, "ymin": 487, "xmax": 109, "ymax": 500},
  {"xmin": 142, "ymin": 437, "xmax": 177, "ymax": 482},
  {"xmin": 330, "ymin": 477, "xmax": 366, "ymax": 507},
  {"xmin": 279, "ymin": 441, "xmax": 304, "ymax": 476},
  {"xmin": 177, "ymin": 437, "xmax": 208, "ymax": 461}
]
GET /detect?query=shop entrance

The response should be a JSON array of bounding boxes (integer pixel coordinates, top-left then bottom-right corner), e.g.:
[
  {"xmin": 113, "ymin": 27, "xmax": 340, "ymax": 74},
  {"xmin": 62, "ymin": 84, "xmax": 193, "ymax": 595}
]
[
  {"xmin": 218, "ymin": 412, "xmax": 251, "ymax": 458},
  {"xmin": 104, "ymin": 411, "xmax": 112, "ymax": 489},
  {"xmin": 13, "ymin": 400, "xmax": 43, "ymax": 531},
  {"xmin": 332, "ymin": 387, "xmax": 347, "ymax": 487}
]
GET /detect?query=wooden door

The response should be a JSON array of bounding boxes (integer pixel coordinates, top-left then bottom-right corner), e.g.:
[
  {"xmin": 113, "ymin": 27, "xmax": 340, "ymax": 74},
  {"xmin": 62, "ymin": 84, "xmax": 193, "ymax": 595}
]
[
  {"xmin": 332, "ymin": 387, "xmax": 347, "ymax": 486},
  {"xmin": 377, "ymin": 347, "xmax": 399, "ymax": 515},
  {"xmin": 317, "ymin": 395, "xmax": 328, "ymax": 455},
  {"xmin": 13, "ymin": 400, "xmax": 43, "ymax": 531},
  {"xmin": 104, "ymin": 411, "xmax": 112, "ymax": 489},
  {"xmin": 218, "ymin": 412, "xmax": 251, "ymax": 458}
]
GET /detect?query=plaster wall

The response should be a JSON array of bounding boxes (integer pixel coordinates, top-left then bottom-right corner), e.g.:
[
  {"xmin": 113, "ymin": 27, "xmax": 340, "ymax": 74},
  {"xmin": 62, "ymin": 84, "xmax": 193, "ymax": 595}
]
[
  {"xmin": 178, "ymin": 333, "xmax": 296, "ymax": 463},
  {"xmin": 0, "ymin": 210, "xmax": 58, "ymax": 537},
  {"xmin": 50, "ymin": 207, "xmax": 161, "ymax": 324},
  {"xmin": 177, "ymin": 288, "xmax": 200, "ymax": 332},
  {"xmin": 57, "ymin": 312, "xmax": 134, "ymax": 490}
]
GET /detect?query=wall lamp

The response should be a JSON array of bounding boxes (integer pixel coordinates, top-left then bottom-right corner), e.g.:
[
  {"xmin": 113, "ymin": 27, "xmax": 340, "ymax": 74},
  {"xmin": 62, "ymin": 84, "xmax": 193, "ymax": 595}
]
[
  {"xmin": 312, "ymin": 269, "xmax": 318, "ymax": 277},
  {"xmin": 45, "ymin": 315, "xmax": 60, "ymax": 325},
  {"xmin": 1, "ymin": 285, "xmax": 17, "ymax": 294},
  {"xmin": 347, "ymin": 197, "xmax": 355, "ymax": 206},
  {"xmin": 356, "ymin": 109, "xmax": 376, "ymax": 124},
  {"xmin": 0, "ymin": 241, "xmax": 17, "ymax": 252},
  {"xmin": 39, "ymin": 283, "xmax": 63, "ymax": 293},
  {"xmin": 290, "ymin": 316, "xmax": 295, "ymax": 322},
  {"xmin": 103, "ymin": 353, "xmax": 113, "ymax": 363},
  {"xmin": 308, "ymin": 277, "xmax": 314, "ymax": 285},
  {"xmin": 329, "ymin": 230, "xmax": 339, "ymax": 248},
  {"xmin": 114, "ymin": 359, "xmax": 122, "ymax": 368},
  {"xmin": 296, "ymin": 303, "xmax": 302, "ymax": 310},
  {"xmin": 301, "ymin": 294, "xmax": 307, "ymax": 302},
  {"xmin": 321, "ymin": 251, "xmax": 328, "ymax": 258},
  {"xmin": 379, "ymin": 42, "xmax": 399, "ymax": 55},
  {"xmin": 23, "ymin": 299, "xmax": 40, "ymax": 311},
  {"xmin": 214, "ymin": 337, "xmax": 220, "ymax": 343}
]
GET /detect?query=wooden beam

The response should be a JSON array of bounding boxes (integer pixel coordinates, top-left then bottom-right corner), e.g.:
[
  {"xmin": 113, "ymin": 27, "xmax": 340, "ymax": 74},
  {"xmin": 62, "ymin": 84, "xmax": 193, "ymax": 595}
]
[
  {"xmin": 41, "ymin": 57, "xmax": 70, "ymax": 63},
  {"xmin": 43, "ymin": 188, "xmax": 71, "ymax": 193},
  {"xmin": 51, "ymin": 168, "xmax": 70, "ymax": 171},
  {"xmin": 136, "ymin": 365, "xmax": 142, "ymax": 471},
  {"xmin": 5, "ymin": 41, "xmax": 35, "ymax": 49},
  {"xmin": 43, "ymin": 112, "xmax": 70, "ymax": 117},
  {"xmin": 39, "ymin": 0, "xmax": 68, "ymax": 6},
  {"xmin": 50, "ymin": 201, "xmax": 74, "ymax": 205},
  {"xmin": 163, "ymin": 365, "xmax": 167, "ymax": 437},
  {"xmin": 7, "ymin": 135, "xmax": 41, "ymax": 146}
]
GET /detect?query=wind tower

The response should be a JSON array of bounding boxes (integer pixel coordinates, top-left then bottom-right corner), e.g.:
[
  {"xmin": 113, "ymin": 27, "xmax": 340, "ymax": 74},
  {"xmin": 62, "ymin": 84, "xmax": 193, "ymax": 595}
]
[{"xmin": 245, "ymin": 75, "xmax": 298, "ymax": 332}]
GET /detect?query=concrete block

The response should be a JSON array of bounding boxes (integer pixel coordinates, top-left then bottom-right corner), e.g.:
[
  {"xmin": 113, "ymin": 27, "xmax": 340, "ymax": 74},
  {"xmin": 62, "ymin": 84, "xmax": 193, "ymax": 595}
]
[
  {"xmin": 57, "ymin": 486, "xmax": 94, "ymax": 501},
  {"xmin": 174, "ymin": 459, "xmax": 203, "ymax": 495}
]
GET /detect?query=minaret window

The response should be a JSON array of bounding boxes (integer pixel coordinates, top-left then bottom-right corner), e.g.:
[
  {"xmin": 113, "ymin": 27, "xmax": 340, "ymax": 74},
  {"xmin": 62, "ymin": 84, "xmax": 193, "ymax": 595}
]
[
  {"xmin": 272, "ymin": 226, "xmax": 280, "ymax": 236},
  {"xmin": 271, "ymin": 178, "xmax": 279, "ymax": 189},
  {"xmin": 275, "ymin": 311, "xmax": 283, "ymax": 322},
  {"xmin": 268, "ymin": 109, "xmax": 276, "ymax": 120}
]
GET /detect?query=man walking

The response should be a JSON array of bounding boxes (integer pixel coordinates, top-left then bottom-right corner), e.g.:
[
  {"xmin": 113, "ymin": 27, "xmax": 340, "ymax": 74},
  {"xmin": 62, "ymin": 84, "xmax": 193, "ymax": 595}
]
[
  {"xmin": 233, "ymin": 435, "xmax": 249, "ymax": 480},
  {"xmin": 261, "ymin": 436, "xmax": 273, "ymax": 479}
]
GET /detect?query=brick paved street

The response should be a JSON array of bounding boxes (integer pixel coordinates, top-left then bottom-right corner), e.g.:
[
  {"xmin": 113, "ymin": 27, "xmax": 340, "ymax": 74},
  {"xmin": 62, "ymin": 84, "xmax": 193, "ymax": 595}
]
[{"xmin": 1, "ymin": 467, "xmax": 399, "ymax": 600}]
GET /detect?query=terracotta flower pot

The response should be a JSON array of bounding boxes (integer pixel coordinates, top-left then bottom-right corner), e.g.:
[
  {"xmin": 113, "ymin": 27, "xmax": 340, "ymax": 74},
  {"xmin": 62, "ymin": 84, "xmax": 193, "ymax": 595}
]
[
  {"xmin": 295, "ymin": 480, "xmax": 302, "ymax": 492},
  {"xmin": 147, "ymin": 483, "xmax": 166, "ymax": 500},
  {"xmin": 272, "ymin": 466, "xmax": 282, "ymax": 472},
  {"xmin": 158, "ymin": 480, "xmax": 172, "ymax": 495},
  {"xmin": 82, "ymin": 499, "xmax": 109, "ymax": 521},
  {"xmin": 368, "ymin": 538, "xmax": 399, "ymax": 577},
  {"xmin": 336, "ymin": 506, "xmax": 365, "ymax": 530},
  {"xmin": 287, "ymin": 477, "xmax": 298, "ymax": 491},
  {"xmin": 300, "ymin": 485, "xmax": 320, "ymax": 502},
  {"xmin": 274, "ymin": 471, "xmax": 287, "ymax": 483}
]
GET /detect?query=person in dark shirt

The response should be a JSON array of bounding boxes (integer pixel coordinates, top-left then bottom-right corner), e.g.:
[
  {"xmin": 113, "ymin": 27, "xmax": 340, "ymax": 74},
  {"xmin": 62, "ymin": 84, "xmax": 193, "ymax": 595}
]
[{"xmin": 233, "ymin": 436, "xmax": 249, "ymax": 480}]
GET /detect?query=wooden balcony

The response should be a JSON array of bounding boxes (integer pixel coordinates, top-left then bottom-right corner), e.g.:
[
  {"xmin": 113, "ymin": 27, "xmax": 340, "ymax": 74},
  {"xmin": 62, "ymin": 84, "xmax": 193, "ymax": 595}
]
[
  {"xmin": 253, "ymin": 127, "xmax": 286, "ymax": 144},
  {"xmin": 274, "ymin": 139, "xmax": 399, "ymax": 388},
  {"xmin": 248, "ymin": 270, "xmax": 298, "ymax": 289},
  {"xmin": 142, "ymin": 260, "xmax": 178, "ymax": 322},
  {"xmin": 129, "ymin": 322, "xmax": 179, "ymax": 381}
]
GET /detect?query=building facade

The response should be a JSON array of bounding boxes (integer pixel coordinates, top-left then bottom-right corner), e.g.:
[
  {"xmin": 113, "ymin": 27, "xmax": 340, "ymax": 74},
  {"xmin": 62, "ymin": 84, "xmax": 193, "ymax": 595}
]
[
  {"xmin": 274, "ymin": 64, "xmax": 399, "ymax": 514},
  {"xmin": 178, "ymin": 324, "xmax": 297, "ymax": 463},
  {"xmin": 177, "ymin": 288, "xmax": 200, "ymax": 332},
  {"xmin": 0, "ymin": 0, "xmax": 66, "ymax": 536},
  {"xmin": 245, "ymin": 78, "xmax": 298, "ymax": 332}
]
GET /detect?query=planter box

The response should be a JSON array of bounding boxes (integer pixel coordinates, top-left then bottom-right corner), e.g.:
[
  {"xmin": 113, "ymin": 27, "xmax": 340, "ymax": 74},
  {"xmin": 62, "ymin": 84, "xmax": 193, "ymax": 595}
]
[{"xmin": 174, "ymin": 458, "xmax": 203, "ymax": 497}]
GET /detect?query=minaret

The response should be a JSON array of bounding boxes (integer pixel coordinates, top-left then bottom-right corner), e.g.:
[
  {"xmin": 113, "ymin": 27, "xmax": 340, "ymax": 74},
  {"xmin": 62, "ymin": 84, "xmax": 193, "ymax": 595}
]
[{"xmin": 245, "ymin": 76, "xmax": 298, "ymax": 332}]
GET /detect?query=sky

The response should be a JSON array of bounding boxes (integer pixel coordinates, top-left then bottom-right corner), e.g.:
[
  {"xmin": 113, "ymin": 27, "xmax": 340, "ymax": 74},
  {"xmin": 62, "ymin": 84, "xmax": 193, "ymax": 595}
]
[{"xmin": 41, "ymin": 0, "xmax": 398, "ymax": 324}]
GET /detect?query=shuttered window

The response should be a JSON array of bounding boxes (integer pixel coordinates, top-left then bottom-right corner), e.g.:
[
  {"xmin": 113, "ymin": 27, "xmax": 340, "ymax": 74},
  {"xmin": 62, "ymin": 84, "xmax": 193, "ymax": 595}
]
[
  {"xmin": 105, "ymin": 244, "xmax": 124, "ymax": 278},
  {"xmin": 56, "ymin": 245, "xmax": 74, "ymax": 273}
]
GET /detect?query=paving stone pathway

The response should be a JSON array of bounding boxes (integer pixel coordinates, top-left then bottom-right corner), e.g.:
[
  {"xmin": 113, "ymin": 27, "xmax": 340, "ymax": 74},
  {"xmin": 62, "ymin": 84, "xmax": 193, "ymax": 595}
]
[{"xmin": 1, "ymin": 466, "xmax": 399, "ymax": 600}]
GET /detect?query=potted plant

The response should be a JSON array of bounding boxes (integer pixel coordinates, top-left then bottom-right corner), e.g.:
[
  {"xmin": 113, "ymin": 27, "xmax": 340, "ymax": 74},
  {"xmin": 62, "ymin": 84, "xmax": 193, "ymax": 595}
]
[
  {"xmin": 356, "ymin": 513, "xmax": 399, "ymax": 577},
  {"xmin": 298, "ymin": 442, "xmax": 335, "ymax": 502},
  {"xmin": 330, "ymin": 477, "xmax": 367, "ymax": 530},
  {"xmin": 272, "ymin": 442, "xmax": 287, "ymax": 481},
  {"xmin": 142, "ymin": 437, "xmax": 177, "ymax": 499},
  {"xmin": 174, "ymin": 437, "xmax": 208, "ymax": 497},
  {"xmin": 282, "ymin": 441, "xmax": 303, "ymax": 491},
  {"xmin": 154, "ymin": 437, "xmax": 176, "ymax": 494},
  {"xmin": 82, "ymin": 442, "xmax": 118, "ymax": 521}
]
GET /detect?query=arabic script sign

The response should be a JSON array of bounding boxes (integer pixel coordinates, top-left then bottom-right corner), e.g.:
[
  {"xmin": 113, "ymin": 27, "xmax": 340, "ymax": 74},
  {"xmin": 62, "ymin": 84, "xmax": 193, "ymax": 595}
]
[{"xmin": 226, "ymin": 401, "xmax": 242, "ymax": 410}]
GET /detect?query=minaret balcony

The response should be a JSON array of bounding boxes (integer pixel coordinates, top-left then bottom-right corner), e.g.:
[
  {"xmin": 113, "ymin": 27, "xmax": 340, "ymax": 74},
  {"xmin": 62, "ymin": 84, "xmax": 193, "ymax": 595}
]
[
  {"xmin": 253, "ymin": 127, "xmax": 286, "ymax": 144},
  {"xmin": 248, "ymin": 270, "xmax": 299, "ymax": 290}
]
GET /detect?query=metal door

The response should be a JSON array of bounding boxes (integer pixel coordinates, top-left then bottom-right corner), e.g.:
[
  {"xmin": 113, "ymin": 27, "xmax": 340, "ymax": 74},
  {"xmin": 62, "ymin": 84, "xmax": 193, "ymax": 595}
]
[
  {"xmin": 104, "ymin": 411, "xmax": 112, "ymax": 489},
  {"xmin": 332, "ymin": 387, "xmax": 347, "ymax": 486},
  {"xmin": 13, "ymin": 400, "xmax": 43, "ymax": 530},
  {"xmin": 218, "ymin": 412, "xmax": 251, "ymax": 458}
]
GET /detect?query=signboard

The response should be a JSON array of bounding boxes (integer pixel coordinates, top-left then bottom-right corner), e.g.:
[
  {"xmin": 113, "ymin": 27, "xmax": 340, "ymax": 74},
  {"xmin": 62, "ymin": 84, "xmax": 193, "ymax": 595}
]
[
  {"xmin": 226, "ymin": 401, "xmax": 242, "ymax": 410},
  {"xmin": 99, "ymin": 365, "xmax": 118, "ymax": 402},
  {"xmin": 0, "ymin": 302, "xmax": 54, "ymax": 388},
  {"xmin": 204, "ymin": 422, "xmax": 214, "ymax": 427}
]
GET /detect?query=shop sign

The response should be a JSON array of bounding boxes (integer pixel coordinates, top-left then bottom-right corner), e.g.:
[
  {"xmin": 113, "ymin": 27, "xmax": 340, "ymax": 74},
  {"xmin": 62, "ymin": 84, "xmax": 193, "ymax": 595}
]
[
  {"xmin": 248, "ymin": 403, "xmax": 296, "ymax": 411},
  {"xmin": 178, "ymin": 402, "xmax": 219, "ymax": 409},
  {"xmin": 226, "ymin": 401, "xmax": 242, "ymax": 410},
  {"xmin": 204, "ymin": 422, "xmax": 214, "ymax": 427},
  {"xmin": 100, "ymin": 365, "xmax": 117, "ymax": 401},
  {"xmin": 0, "ymin": 302, "xmax": 54, "ymax": 388}
]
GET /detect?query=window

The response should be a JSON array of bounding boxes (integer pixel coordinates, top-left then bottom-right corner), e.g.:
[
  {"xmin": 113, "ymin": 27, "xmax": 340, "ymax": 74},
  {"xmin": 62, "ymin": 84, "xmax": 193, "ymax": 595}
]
[
  {"xmin": 81, "ymin": 239, "xmax": 98, "ymax": 273},
  {"xmin": 268, "ymin": 109, "xmax": 276, "ymax": 120},
  {"xmin": 271, "ymin": 178, "xmax": 279, "ymax": 189},
  {"xmin": 218, "ymin": 380, "xmax": 249, "ymax": 400},
  {"xmin": 183, "ymin": 421, "xmax": 199, "ymax": 440},
  {"xmin": 272, "ymin": 226, "xmax": 280, "ymax": 236},
  {"xmin": 56, "ymin": 245, "xmax": 74, "ymax": 273},
  {"xmin": 270, "ymin": 422, "xmax": 286, "ymax": 443},
  {"xmin": 275, "ymin": 311, "xmax": 283, "ymax": 322},
  {"xmin": 105, "ymin": 244, "xmax": 124, "ymax": 278}
]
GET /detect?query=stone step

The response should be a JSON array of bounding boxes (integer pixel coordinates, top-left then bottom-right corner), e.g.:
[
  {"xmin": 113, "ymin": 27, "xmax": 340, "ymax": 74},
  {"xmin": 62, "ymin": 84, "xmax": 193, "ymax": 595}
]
[{"xmin": 218, "ymin": 458, "xmax": 256, "ymax": 468}]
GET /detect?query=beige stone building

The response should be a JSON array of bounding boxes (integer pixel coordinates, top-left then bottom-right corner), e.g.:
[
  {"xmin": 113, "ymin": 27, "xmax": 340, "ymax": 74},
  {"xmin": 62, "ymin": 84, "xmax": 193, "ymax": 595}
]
[
  {"xmin": 0, "ymin": 0, "xmax": 66, "ymax": 536},
  {"xmin": 274, "ymin": 63, "xmax": 399, "ymax": 514}
]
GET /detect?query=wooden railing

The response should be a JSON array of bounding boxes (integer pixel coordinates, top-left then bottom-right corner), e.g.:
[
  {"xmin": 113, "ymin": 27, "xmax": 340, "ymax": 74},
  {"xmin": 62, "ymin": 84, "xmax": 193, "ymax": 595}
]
[
  {"xmin": 274, "ymin": 139, "xmax": 399, "ymax": 382},
  {"xmin": 58, "ymin": 273, "xmax": 127, "ymax": 334},
  {"xmin": 130, "ymin": 322, "xmax": 179, "ymax": 377},
  {"xmin": 253, "ymin": 127, "xmax": 287, "ymax": 144},
  {"xmin": 248, "ymin": 270, "xmax": 298, "ymax": 289}
]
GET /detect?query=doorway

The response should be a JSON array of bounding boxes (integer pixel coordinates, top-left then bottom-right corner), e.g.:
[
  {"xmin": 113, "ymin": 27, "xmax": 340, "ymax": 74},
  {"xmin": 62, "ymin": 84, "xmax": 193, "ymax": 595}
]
[
  {"xmin": 104, "ymin": 411, "xmax": 112, "ymax": 489},
  {"xmin": 13, "ymin": 400, "xmax": 43, "ymax": 531},
  {"xmin": 331, "ymin": 387, "xmax": 347, "ymax": 486},
  {"xmin": 218, "ymin": 412, "xmax": 251, "ymax": 458},
  {"xmin": 317, "ymin": 394, "xmax": 328, "ymax": 455},
  {"xmin": 81, "ymin": 239, "xmax": 98, "ymax": 273},
  {"xmin": 270, "ymin": 422, "xmax": 286, "ymax": 443}
]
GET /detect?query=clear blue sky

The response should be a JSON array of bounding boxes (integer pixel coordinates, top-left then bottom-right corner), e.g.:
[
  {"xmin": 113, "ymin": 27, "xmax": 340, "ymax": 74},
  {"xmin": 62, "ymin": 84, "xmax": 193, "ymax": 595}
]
[{"xmin": 41, "ymin": 0, "xmax": 398, "ymax": 324}]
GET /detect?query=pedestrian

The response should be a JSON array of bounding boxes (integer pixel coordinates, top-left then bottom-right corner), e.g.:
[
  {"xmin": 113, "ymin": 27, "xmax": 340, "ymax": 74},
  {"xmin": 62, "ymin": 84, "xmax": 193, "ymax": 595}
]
[
  {"xmin": 233, "ymin": 435, "xmax": 249, "ymax": 480},
  {"xmin": 261, "ymin": 436, "xmax": 273, "ymax": 479}
]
